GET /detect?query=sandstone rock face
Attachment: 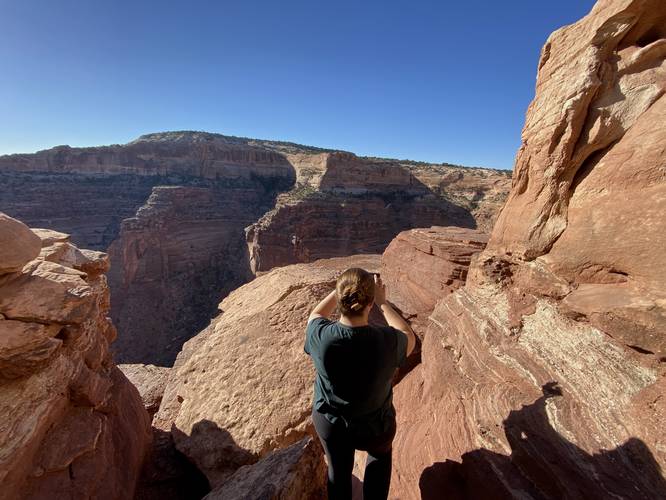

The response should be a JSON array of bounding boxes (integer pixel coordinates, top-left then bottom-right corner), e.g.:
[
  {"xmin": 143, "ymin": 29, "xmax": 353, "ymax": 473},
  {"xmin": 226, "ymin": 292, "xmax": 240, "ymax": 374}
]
[
  {"xmin": 246, "ymin": 152, "xmax": 509, "ymax": 274},
  {"xmin": 0, "ymin": 131, "xmax": 509, "ymax": 366},
  {"xmin": 0, "ymin": 215, "xmax": 151, "ymax": 500},
  {"xmin": 391, "ymin": 2, "xmax": 666, "ymax": 498},
  {"xmin": 381, "ymin": 226, "xmax": 487, "ymax": 337},
  {"xmin": 246, "ymin": 195, "xmax": 474, "ymax": 274},
  {"xmin": 118, "ymin": 364, "xmax": 170, "ymax": 418},
  {"xmin": 154, "ymin": 255, "xmax": 380, "ymax": 489},
  {"xmin": 204, "ymin": 437, "xmax": 327, "ymax": 500},
  {"xmin": 0, "ymin": 213, "xmax": 41, "ymax": 274},
  {"xmin": 106, "ymin": 184, "xmax": 278, "ymax": 365}
]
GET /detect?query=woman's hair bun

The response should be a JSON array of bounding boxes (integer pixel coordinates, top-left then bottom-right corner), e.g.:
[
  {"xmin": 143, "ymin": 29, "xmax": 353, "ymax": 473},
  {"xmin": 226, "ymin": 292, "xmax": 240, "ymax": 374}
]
[{"xmin": 335, "ymin": 268, "xmax": 375, "ymax": 317}]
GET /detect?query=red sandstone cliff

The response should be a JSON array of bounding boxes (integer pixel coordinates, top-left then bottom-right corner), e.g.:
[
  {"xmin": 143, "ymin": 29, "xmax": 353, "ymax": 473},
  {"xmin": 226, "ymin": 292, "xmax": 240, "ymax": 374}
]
[
  {"xmin": 152, "ymin": 255, "xmax": 381, "ymax": 492},
  {"xmin": 389, "ymin": 1, "xmax": 666, "ymax": 498},
  {"xmin": 147, "ymin": 227, "xmax": 485, "ymax": 498},
  {"xmin": 0, "ymin": 213, "xmax": 151, "ymax": 500}
]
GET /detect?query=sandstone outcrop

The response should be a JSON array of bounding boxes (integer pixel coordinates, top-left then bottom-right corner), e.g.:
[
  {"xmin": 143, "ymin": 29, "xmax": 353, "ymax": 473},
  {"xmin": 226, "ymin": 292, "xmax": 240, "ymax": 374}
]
[
  {"xmin": 391, "ymin": 1, "xmax": 666, "ymax": 498},
  {"xmin": 153, "ymin": 255, "xmax": 381, "ymax": 490},
  {"xmin": 245, "ymin": 152, "xmax": 508, "ymax": 274},
  {"xmin": 0, "ymin": 214, "xmax": 151, "ymax": 500},
  {"xmin": 204, "ymin": 437, "xmax": 327, "ymax": 500},
  {"xmin": 0, "ymin": 213, "xmax": 41, "ymax": 273},
  {"xmin": 381, "ymin": 226, "xmax": 487, "ymax": 338}
]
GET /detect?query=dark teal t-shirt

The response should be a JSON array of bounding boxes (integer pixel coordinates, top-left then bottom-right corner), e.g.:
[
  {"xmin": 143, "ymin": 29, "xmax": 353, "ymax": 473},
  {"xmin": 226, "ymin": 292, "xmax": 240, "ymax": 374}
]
[{"xmin": 304, "ymin": 317, "xmax": 408, "ymax": 429}]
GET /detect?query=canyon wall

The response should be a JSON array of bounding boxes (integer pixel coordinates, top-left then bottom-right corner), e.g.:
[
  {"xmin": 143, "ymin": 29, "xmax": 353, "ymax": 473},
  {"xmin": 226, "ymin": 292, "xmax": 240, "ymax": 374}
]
[
  {"xmin": 245, "ymin": 151, "xmax": 508, "ymax": 273},
  {"xmin": 106, "ymin": 184, "xmax": 277, "ymax": 365},
  {"xmin": 391, "ymin": 1, "xmax": 666, "ymax": 498},
  {"xmin": 0, "ymin": 133, "xmax": 296, "ymax": 365},
  {"xmin": 0, "ymin": 213, "xmax": 151, "ymax": 500},
  {"xmin": 0, "ymin": 132, "xmax": 509, "ymax": 366}
]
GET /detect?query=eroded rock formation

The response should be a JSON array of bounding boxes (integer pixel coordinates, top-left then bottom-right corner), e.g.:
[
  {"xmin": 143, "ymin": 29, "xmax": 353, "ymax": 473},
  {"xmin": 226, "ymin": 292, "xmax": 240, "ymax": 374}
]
[
  {"xmin": 0, "ymin": 132, "xmax": 509, "ymax": 366},
  {"xmin": 149, "ymin": 228, "xmax": 488, "ymax": 497},
  {"xmin": 106, "ymin": 185, "xmax": 276, "ymax": 365},
  {"xmin": 381, "ymin": 226, "xmax": 488, "ymax": 339},
  {"xmin": 0, "ymin": 213, "xmax": 151, "ymax": 500},
  {"xmin": 391, "ymin": 1, "xmax": 666, "ymax": 498},
  {"xmin": 119, "ymin": 363, "xmax": 170, "ymax": 419}
]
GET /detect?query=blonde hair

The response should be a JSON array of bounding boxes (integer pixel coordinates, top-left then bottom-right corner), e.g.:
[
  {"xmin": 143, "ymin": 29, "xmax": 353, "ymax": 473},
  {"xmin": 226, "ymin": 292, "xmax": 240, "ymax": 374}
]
[{"xmin": 336, "ymin": 268, "xmax": 375, "ymax": 316}]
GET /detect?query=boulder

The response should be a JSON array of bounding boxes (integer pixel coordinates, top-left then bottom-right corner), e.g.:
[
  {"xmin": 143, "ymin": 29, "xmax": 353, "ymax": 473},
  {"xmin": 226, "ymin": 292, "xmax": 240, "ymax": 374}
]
[
  {"xmin": 31, "ymin": 228, "xmax": 71, "ymax": 246},
  {"xmin": 204, "ymin": 437, "xmax": 327, "ymax": 500},
  {"xmin": 0, "ymin": 260, "xmax": 94, "ymax": 324},
  {"xmin": 119, "ymin": 363, "xmax": 170, "ymax": 418},
  {"xmin": 0, "ymin": 212, "xmax": 41, "ymax": 274}
]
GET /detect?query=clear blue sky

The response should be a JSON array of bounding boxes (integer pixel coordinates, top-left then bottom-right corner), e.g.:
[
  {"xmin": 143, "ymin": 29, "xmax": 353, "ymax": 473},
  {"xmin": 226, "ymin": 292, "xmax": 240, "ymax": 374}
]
[{"xmin": 1, "ymin": 0, "xmax": 595, "ymax": 169}]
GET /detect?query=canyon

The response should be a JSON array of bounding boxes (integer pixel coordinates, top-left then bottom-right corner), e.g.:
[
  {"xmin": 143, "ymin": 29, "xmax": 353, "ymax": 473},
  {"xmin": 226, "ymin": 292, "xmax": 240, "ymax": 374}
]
[
  {"xmin": 1, "ymin": 0, "xmax": 664, "ymax": 498},
  {"xmin": 0, "ymin": 134, "xmax": 510, "ymax": 365}
]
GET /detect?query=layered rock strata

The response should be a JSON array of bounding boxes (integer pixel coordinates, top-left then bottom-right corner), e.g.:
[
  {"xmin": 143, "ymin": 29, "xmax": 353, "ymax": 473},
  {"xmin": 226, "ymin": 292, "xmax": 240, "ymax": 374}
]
[
  {"xmin": 0, "ymin": 213, "xmax": 151, "ymax": 500},
  {"xmin": 0, "ymin": 132, "xmax": 509, "ymax": 366},
  {"xmin": 153, "ymin": 255, "xmax": 381, "ymax": 491},
  {"xmin": 381, "ymin": 226, "xmax": 488, "ymax": 339},
  {"xmin": 107, "ymin": 184, "xmax": 278, "ymax": 365},
  {"xmin": 391, "ymin": 1, "xmax": 666, "ymax": 498},
  {"xmin": 246, "ymin": 151, "xmax": 508, "ymax": 274}
]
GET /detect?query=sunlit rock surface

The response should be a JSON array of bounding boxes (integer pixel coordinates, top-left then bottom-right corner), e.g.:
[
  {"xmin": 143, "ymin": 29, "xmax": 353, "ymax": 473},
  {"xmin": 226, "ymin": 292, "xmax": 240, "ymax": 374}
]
[
  {"xmin": 153, "ymin": 255, "xmax": 380, "ymax": 490},
  {"xmin": 391, "ymin": 1, "xmax": 666, "ymax": 498},
  {"xmin": 0, "ymin": 214, "xmax": 151, "ymax": 500},
  {"xmin": 0, "ymin": 132, "xmax": 509, "ymax": 366}
]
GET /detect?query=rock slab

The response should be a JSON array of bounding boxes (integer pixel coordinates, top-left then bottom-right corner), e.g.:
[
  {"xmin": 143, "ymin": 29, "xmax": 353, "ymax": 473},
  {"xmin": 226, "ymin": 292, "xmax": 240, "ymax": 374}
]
[
  {"xmin": 204, "ymin": 437, "xmax": 327, "ymax": 500},
  {"xmin": 154, "ymin": 255, "xmax": 381, "ymax": 489}
]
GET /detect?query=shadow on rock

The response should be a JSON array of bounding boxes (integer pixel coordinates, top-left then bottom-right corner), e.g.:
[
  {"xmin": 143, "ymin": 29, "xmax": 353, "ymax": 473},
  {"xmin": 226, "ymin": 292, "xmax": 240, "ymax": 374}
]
[
  {"xmin": 419, "ymin": 382, "xmax": 666, "ymax": 499},
  {"xmin": 135, "ymin": 427, "xmax": 211, "ymax": 500},
  {"xmin": 170, "ymin": 419, "xmax": 257, "ymax": 492}
]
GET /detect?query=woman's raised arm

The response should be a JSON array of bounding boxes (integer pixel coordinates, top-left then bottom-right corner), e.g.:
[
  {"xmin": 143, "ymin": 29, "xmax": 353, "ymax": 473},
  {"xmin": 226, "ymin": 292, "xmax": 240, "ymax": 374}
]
[{"xmin": 308, "ymin": 290, "xmax": 337, "ymax": 323}]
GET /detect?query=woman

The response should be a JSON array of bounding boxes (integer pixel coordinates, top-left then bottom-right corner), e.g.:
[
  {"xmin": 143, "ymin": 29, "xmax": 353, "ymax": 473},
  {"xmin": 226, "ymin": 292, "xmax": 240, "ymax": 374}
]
[{"xmin": 304, "ymin": 268, "xmax": 416, "ymax": 500}]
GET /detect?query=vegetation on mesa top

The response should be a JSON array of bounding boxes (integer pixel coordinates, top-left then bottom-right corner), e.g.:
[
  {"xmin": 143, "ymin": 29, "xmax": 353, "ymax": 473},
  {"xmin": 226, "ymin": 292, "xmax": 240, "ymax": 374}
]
[
  {"xmin": 137, "ymin": 131, "xmax": 511, "ymax": 172},
  {"xmin": 134, "ymin": 130, "xmax": 342, "ymax": 155},
  {"xmin": 2, "ymin": 130, "xmax": 512, "ymax": 172}
]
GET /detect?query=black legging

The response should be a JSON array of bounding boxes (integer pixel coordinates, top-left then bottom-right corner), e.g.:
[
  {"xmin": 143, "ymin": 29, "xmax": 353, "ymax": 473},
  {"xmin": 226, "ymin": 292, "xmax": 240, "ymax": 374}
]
[{"xmin": 312, "ymin": 408, "xmax": 396, "ymax": 500}]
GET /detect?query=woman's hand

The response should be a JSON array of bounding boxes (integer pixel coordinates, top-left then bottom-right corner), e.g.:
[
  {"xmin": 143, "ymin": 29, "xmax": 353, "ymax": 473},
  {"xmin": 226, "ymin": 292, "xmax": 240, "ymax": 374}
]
[{"xmin": 374, "ymin": 274, "xmax": 386, "ymax": 305}]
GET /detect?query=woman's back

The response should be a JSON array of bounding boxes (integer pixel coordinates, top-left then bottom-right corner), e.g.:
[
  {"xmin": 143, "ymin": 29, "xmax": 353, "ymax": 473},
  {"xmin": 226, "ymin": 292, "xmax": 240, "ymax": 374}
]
[{"xmin": 305, "ymin": 317, "xmax": 406, "ymax": 420}]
